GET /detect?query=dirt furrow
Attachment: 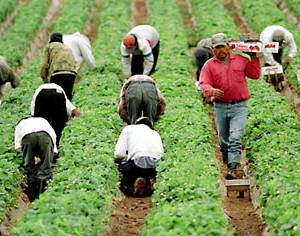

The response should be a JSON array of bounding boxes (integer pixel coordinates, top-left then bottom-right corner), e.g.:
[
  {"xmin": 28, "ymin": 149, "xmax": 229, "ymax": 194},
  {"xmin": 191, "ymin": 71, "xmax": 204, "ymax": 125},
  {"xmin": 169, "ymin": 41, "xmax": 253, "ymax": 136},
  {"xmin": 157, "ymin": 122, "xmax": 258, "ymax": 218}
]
[
  {"xmin": 222, "ymin": 0, "xmax": 300, "ymax": 122},
  {"xmin": 274, "ymin": 0, "xmax": 300, "ymax": 29},
  {"xmin": 132, "ymin": 0, "xmax": 148, "ymax": 26},
  {"xmin": 105, "ymin": 1, "xmax": 153, "ymax": 235},
  {"xmin": 0, "ymin": 0, "xmax": 27, "ymax": 37},
  {"xmin": 176, "ymin": 0, "xmax": 267, "ymax": 235}
]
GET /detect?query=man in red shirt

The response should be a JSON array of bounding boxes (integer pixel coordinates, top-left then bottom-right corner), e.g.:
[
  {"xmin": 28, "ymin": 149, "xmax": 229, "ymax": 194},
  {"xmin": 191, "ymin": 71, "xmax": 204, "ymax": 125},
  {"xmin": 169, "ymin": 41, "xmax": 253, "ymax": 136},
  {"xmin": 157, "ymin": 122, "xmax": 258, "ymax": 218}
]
[{"xmin": 200, "ymin": 33, "xmax": 261, "ymax": 178}]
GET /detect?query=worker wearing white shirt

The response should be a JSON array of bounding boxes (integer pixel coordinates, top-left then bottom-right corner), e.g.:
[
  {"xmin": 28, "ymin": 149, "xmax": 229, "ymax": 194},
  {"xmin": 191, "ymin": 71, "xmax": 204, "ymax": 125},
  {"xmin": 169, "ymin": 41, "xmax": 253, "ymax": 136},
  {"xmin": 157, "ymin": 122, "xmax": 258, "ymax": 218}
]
[
  {"xmin": 15, "ymin": 117, "xmax": 57, "ymax": 200},
  {"xmin": 31, "ymin": 83, "xmax": 80, "ymax": 147},
  {"xmin": 63, "ymin": 32, "xmax": 96, "ymax": 70},
  {"xmin": 121, "ymin": 25, "xmax": 160, "ymax": 79},
  {"xmin": 114, "ymin": 117, "xmax": 163, "ymax": 196},
  {"xmin": 260, "ymin": 25, "xmax": 297, "ymax": 67}
]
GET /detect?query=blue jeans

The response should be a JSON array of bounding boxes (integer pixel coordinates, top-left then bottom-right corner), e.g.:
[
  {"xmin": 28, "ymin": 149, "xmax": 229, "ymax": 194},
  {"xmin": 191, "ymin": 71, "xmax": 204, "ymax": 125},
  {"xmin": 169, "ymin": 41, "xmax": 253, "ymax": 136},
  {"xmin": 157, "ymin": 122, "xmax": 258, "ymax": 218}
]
[{"xmin": 214, "ymin": 101, "xmax": 247, "ymax": 165}]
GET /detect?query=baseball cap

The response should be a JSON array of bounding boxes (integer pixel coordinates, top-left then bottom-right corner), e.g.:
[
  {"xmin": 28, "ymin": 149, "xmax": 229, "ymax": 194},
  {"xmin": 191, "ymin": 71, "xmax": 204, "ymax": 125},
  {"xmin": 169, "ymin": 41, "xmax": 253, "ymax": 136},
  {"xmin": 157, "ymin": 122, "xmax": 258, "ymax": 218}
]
[{"xmin": 211, "ymin": 33, "xmax": 228, "ymax": 48}]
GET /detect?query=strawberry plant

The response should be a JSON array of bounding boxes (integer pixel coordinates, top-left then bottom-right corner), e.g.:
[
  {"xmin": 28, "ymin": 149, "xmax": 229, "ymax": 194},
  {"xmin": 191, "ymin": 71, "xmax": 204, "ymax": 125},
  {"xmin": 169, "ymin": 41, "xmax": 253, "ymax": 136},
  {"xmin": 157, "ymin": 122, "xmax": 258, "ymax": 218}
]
[{"xmin": 0, "ymin": 0, "xmax": 19, "ymax": 23}]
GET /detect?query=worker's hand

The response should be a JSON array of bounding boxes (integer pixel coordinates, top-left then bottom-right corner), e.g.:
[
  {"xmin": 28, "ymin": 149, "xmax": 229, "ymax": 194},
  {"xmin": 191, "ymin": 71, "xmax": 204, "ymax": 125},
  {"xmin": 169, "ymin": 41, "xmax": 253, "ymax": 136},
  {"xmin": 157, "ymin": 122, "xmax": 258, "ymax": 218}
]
[
  {"xmin": 71, "ymin": 108, "xmax": 80, "ymax": 118},
  {"xmin": 211, "ymin": 88, "xmax": 224, "ymax": 99}
]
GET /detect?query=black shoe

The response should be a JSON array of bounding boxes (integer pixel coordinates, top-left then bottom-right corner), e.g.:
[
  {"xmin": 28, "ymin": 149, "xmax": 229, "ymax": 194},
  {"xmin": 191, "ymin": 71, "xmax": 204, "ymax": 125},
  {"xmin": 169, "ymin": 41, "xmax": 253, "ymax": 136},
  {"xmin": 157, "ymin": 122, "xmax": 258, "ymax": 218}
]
[{"xmin": 226, "ymin": 162, "xmax": 239, "ymax": 179}]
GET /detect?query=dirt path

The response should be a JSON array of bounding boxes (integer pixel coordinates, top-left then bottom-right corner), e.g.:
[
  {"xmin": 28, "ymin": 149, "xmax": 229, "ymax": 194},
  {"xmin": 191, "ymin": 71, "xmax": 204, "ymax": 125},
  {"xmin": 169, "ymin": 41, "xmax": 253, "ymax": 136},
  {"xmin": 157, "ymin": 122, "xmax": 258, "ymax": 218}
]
[
  {"xmin": 0, "ymin": 193, "xmax": 30, "ymax": 236},
  {"xmin": 105, "ymin": 194, "xmax": 152, "ymax": 236},
  {"xmin": 222, "ymin": 0, "xmax": 300, "ymax": 122},
  {"xmin": 132, "ymin": 0, "xmax": 148, "ymax": 26},
  {"xmin": 176, "ymin": 0, "xmax": 267, "ymax": 235},
  {"xmin": 0, "ymin": 0, "xmax": 27, "ymax": 37},
  {"xmin": 274, "ymin": 0, "xmax": 300, "ymax": 29}
]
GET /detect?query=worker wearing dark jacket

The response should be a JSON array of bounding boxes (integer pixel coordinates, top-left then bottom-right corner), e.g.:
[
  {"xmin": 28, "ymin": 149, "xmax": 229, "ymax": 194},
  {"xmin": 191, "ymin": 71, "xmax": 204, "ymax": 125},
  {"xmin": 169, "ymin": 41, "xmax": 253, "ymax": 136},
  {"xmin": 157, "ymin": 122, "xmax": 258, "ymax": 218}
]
[{"xmin": 40, "ymin": 32, "xmax": 77, "ymax": 100}]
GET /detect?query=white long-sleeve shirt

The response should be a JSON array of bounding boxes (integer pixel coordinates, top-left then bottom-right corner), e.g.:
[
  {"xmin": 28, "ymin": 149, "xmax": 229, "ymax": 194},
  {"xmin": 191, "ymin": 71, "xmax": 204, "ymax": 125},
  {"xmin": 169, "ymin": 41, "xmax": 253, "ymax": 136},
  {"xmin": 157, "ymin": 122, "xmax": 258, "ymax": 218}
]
[
  {"xmin": 260, "ymin": 25, "xmax": 297, "ymax": 66},
  {"xmin": 15, "ymin": 117, "xmax": 57, "ymax": 153},
  {"xmin": 121, "ymin": 25, "xmax": 160, "ymax": 77},
  {"xmin": 63, "ymin": 32, "xmax": 96, "ymax": 70},
  {"xmin": 114, "ymin": 124, "xmax": 163, "ymax": 163},
  {"xmin": 30, "ymin": 83, "xmax": 76, "ymax": 117}
]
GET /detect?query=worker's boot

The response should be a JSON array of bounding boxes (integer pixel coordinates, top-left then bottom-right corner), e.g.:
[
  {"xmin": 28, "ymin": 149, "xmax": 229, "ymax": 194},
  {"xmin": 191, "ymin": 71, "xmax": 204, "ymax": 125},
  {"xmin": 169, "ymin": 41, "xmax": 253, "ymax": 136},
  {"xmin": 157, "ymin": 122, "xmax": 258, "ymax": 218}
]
[
  {"xmin": 133, "ymin": 177, "xmax": 147, "ymax": 197},
  {"xmin": 226, "ymin": 162, "xmax": 239, "ymax": 180}
]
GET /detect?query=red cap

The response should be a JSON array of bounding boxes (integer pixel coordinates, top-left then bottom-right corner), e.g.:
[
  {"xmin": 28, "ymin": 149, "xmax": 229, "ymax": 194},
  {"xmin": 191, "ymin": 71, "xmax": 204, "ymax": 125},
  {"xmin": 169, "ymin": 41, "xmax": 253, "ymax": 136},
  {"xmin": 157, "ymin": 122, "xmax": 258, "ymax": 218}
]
[{"xmin": 123, "ymin": 35, "xmax": 136, "ymax": 48}]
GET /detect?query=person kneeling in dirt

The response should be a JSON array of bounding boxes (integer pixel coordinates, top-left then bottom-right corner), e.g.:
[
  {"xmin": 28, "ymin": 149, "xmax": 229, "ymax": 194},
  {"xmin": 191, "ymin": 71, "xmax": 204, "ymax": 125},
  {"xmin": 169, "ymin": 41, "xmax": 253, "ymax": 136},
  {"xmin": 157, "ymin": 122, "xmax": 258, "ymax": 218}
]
[
  {"xmin": 121, "ymin": 25, "xmax": 160, "ymax": 79},
  {"xmin": 0, "ymin": 56, "xmax": 20, "ymax": 105},
  {"xmin": 118, "ymin": 74, "xmax": 165, "ymax": 125},
  {"xmin": 31, "ymin": 83, "xmax": 80, "ymax": 151},
  {"xmin": 260, "ymin": 25, "xmax": 297, "ymax": 91},
  {"xmin": 40, "ymin": 32, "xmax": 77, "ymax": 100},
  {"xmin": 15, "ymin": 117, "xmax": 57, "ymax": 201},
  {"xmin": 114, "ymin": 117, "xmax": 164, "ymax": 197}
]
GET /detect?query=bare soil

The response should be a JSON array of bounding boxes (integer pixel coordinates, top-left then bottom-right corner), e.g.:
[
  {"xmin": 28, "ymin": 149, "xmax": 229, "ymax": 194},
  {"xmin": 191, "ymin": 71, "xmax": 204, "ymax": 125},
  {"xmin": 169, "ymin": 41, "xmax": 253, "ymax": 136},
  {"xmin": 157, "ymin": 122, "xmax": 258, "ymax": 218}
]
[
  {"xmin": 0, "ymin": 193, "xmax": 30, "ymax": 236},
  {"xmin": 132, "ymin": 0, "xmax": 148, "ymax": 26},
  {"xmin": 208, "ymin": 112, "xmax": 267, "ymax": 236},
  {"xmin": 105, "ymin": 194, "xmax": 152, "ymax": 236}
]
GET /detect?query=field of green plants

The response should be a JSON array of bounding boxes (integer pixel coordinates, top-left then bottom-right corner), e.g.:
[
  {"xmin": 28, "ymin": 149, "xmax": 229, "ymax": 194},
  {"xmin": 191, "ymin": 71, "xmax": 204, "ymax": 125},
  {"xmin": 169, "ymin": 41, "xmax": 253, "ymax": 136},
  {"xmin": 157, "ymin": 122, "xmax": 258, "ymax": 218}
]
[{"xmin": 0, "ymin": 0, "xmax": 299, "ymax": 235}]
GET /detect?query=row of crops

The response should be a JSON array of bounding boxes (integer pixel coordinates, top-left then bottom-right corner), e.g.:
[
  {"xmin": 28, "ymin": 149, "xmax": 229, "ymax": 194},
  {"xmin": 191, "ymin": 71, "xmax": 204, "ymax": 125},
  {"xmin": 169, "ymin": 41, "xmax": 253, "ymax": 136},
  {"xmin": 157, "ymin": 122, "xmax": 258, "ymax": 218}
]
[{"xmin": 0, "ymin": 0, "xmax": 299, "ymax": 235}]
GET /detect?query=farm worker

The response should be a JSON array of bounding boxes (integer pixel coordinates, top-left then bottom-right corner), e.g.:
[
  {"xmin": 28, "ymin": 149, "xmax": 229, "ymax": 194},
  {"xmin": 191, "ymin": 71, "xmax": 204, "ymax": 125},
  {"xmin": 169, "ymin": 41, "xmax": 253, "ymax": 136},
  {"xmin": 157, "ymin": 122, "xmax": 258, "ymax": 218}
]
[
  {"xmin": 114, "ymin": 116, "xmax": 164, "ymax": 196},
  {"xmin": 194, "ymin": 37, "xmax": 213, "ymax": 86},
  {"xmin": 31, "ymin": 83, "xmax": 80, "ymax": 149},
  {"xmin": 118, "ymin": 74, "xmax": 165, "ymax": 125},
  {"xmin": 15, "ymin": 117, "xmax": 57, "ymax": 201},
  {"xmin": 63, "ymin": 32, "xmax": 96, "ymax": 71},
  {"xmin": 40, "ymin": 32, "xmax": 77, "ymax": 100},
  {"xmin": 0, "ymin": 56, "xmax": 20, "ymax": 105},
  {"xmin": 200, "ymin": 33, "xmax": 261, "ymax": 179},
  {"xmin": 260, "ymin": 25, "xmax": 297, "ymax": 68},
  {"xmin": 194, "ymin": 38, "xmax": 214, "ymax": 104},
  {"xmin": 121, "ymin": 25, "xmax": 160, "ymax": 79}
]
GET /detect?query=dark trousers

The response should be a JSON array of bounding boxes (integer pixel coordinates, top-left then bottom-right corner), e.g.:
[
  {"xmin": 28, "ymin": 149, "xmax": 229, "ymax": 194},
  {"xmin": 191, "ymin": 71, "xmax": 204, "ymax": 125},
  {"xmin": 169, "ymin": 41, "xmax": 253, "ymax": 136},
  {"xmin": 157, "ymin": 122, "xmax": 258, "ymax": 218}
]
[
  {"xmin": 131, "ymin": 41, "xmax": 160, "ymax": 76},
  {"xmin": 194, "ymin": 47, "xmax": 213, "ymax": 81},
  {"xmin": 33, "ymin": 89, "xmax": 68, "ymax": 147},
  {"xmin": 21, "ymin": 132, "xmax": 54, "ymax": 183},
  {"xmin": 126, "ymin": 81, "xmax": 158, "ymax": 124},
  {"xmin": 118, "ymin": 160, "xmax": 156, "ymax": 195},
  {"xmin": 50, "ymin": 73, "xmax": 76, "ymax": 101}
]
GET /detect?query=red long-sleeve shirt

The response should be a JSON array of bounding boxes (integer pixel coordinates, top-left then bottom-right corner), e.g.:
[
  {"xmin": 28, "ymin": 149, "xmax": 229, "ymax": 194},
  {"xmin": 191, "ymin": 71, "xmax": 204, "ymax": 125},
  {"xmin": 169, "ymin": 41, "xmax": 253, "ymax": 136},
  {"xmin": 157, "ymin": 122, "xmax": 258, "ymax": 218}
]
[{"xmin": 199, "ymin": 53, "xmax": 260, "ymax": 102}]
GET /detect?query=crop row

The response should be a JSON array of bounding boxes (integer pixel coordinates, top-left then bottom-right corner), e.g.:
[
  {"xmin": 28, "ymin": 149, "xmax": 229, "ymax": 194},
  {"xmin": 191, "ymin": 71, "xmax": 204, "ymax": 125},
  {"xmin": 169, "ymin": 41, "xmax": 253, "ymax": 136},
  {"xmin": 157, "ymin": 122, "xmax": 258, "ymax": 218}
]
[
  {"xmin": 0, "ymin": 0, "xmax": 19, "ymax": 23},
  {"xmin": 0, "ymin": 0, "xmax": 96, "ymax": 227},
  {"xmin": 284, "ymin": 0, "xmax": 300, "ymax": 18},
  {"xmin": 142, "ymin": 0, "xmax": 232, "ymax": 235},
  {"xmin": 192, "ymin": 0, "xmax": 300, "ymax": 234},
  {"xmin": 240, "ymin": 0, "xmax": 300, "ymax": 96},
  {"xmin": 11, "ymin": 0, "xmax": 131, "ymax": 235},
  {"xmin": 0, "ymin": 0, "xmax": 51, "ymax": 66}
]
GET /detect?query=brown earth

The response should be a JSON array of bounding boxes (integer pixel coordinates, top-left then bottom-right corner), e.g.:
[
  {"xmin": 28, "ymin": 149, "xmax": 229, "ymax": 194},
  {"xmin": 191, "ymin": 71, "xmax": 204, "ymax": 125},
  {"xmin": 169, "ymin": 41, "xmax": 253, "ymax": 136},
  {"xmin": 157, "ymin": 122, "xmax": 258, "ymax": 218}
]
[
  {"xmin": 132, "ymin": 0, "xmax": 148, "ymax": 26},
  {"xmin": 105, "ymin": 194, "xmax": 152, "ymax": 236},
  {"xmin": 0, "ymin": 193, "xmax": 30, "ymax": 236}
]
